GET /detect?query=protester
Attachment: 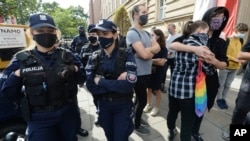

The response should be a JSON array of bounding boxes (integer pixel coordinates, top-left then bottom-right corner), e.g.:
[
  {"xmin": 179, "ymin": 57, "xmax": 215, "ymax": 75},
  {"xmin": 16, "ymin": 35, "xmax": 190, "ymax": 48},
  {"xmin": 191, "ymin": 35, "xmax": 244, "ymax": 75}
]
[
  {"xmin": 143, "ymin": 28, "xmax": 167, "ymax": 116},
  {"xmin": 170, "ymin": 7, "xmax": 229, "ymax": 141},
  {"xmin": 161, "ymin": 23, "xmax": 181, "ymax": 92},
  {"xmin": 216, "ymin": 23, "xmax": 248, "ymax": 109},
  {"xmin": 167, "ymin": 20, "xmax": 217, "ymax": 141},
  {"xmin": 126, "ymin": 4, "xmax": 160, "ymax": 135}
]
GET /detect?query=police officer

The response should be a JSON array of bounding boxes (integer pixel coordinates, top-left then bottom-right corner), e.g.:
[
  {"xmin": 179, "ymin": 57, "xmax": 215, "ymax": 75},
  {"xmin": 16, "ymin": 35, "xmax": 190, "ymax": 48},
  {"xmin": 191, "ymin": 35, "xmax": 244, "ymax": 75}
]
[
  {"xmin": 0, "ymin": 13, "xmax": 85, "ymax": 141},
  {"xmin": 80, "ymin": 24, "xmax": 100, "ymax": 67},
  {"xmin": 71, "ymin": 26, "xmax": 88, "ymax": 54},
  {"xmin": 85, "ymin": 19, "xmax": 137, "ymax": 141}
]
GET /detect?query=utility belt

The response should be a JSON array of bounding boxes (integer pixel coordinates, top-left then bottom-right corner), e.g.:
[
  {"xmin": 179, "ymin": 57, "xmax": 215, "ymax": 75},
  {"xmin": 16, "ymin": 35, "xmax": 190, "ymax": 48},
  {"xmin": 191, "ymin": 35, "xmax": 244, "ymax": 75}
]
[
  {"xmin": 99, "ymin": 93, "xmax": 133, "ymax": 102},
  {"xmin": 96, "ymin": 74, "xmax": 119, "ymax": 80},
  {"xmin": 30, "ymin": 102, "xmax": 69, "ymax": 113}
]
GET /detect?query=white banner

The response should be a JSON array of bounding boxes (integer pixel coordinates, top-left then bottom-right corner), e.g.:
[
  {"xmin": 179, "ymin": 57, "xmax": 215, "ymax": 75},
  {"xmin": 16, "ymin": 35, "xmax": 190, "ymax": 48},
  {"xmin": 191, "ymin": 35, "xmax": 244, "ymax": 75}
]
[{"xmin": 0, "ymin": 26, "xmax": 27, "ymax": 49}]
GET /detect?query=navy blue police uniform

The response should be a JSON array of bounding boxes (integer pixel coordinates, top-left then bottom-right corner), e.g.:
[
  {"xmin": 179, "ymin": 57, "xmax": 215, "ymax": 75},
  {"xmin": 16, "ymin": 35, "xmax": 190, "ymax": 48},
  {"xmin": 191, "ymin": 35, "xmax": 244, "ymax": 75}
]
[
  {"xmin": 71, "ymin": 26, "xmax": 88, "ymax": 55},
  {"xmin": 80, "ymin": 24, "xmax": 100, "ymax": 67},
  {"xmin": 0, "ymin": 13, "xmax": 86, "ymax": 141},
  {"xmin": 85, "ymin": 19, "xmax": 137, "ymax": 141}
]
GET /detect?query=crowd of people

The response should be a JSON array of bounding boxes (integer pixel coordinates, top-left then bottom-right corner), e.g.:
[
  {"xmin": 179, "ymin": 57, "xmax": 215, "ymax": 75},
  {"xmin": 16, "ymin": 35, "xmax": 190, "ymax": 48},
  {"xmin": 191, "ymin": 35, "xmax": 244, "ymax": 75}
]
[{"xmin": 0, "ymin": 3, "xmax": 250, "ymax": 141}]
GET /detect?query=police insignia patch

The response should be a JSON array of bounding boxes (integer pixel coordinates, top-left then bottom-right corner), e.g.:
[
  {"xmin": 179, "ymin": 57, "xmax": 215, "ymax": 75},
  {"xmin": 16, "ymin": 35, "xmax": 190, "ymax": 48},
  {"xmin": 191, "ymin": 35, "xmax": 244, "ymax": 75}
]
[{"xmin": 127, "ymin": 71, "xmax": 137, "ymax": 83}]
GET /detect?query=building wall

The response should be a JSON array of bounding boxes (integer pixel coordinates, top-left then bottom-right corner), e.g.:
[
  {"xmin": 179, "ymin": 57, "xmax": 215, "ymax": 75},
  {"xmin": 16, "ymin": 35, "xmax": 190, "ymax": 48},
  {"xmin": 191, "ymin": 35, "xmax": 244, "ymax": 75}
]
[
  {"xmin": 90, "ymin": 0, "xmax": 250, "ymax": 39},
  {"xmin": 237, "ymin": 0, "xmax": 250, "ymax": 40},
  {"xmin": 89, "ymin": 0, "xmax": 102, "ymax": 24}
]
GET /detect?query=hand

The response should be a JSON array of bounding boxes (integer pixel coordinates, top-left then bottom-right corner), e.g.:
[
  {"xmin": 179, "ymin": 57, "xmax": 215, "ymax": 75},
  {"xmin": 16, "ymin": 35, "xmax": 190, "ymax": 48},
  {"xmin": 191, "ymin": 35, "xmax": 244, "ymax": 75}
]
[
  {"xmin": 194, "ymin": 46, "xmax": 213, "ymax": 60},
  {"xmin": 151, "ymin": 39, "xmax": 160, "ymax": 54},
  {"xmin": 239, "ymin": 59, "xmax": 247, "ymax": 64},
  {"xmin": 117, "ymin": 72, "xmax": 127, "ymax": 80},
  {"xmin": 204, "ymin": 54, "xmax": 217, "ymax": 65},
  {"xmin": 60, "ymin": 65, "xmax": 76, "ymax": 80},
  {"xmin": 159, "ymin": 59, "xmax": 167, "ymax": 66},
  {"xmin": 94, "ymin": 76, "xmax": 100, "ymax": 85},
  {"xmin": 14, "ymin": 69, "xmax": 20, "ymax": 77}
]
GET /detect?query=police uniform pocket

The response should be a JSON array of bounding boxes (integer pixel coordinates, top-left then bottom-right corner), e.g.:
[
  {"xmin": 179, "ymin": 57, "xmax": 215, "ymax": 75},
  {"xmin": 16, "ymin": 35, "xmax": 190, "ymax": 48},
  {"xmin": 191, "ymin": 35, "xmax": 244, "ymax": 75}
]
[{"xmin": 26, "ymin": 86, "xmax": 47, "ymax": 106}]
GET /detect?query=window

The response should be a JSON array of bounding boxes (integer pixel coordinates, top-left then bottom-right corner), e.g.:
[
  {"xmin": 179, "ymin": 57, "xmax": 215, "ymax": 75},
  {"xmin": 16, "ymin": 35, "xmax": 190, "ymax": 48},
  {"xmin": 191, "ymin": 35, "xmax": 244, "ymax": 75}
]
[{"xmin": 159, "ymin": 0, "xmax": 165, "ymax": 20}]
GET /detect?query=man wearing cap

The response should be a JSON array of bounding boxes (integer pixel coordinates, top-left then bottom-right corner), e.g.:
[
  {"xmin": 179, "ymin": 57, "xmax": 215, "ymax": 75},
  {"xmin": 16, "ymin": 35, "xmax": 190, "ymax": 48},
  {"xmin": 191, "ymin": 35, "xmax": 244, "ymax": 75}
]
[
  {"xmin": 85, "ymin": 19, "xmax": 137, "ymax": 141},
  {"xmin": 0, "ymin": 13, "xmax": 86, "ymax": 141},
  {"xmin": 71, "ymin": 26, "xmax": 88, "ymax": 55}
]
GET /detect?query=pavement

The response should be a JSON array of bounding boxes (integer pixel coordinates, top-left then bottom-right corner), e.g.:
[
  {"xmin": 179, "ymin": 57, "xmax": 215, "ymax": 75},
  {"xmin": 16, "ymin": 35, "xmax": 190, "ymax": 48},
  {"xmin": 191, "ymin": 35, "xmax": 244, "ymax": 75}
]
[{"xmin": 77, "ymin": 72, "xmax": 244, "ymax": 141}]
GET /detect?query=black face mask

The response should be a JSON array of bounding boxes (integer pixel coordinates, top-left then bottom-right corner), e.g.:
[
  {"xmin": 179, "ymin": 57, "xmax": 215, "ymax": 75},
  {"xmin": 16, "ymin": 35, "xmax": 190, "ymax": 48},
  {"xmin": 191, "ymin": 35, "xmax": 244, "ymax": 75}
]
[
  {"xmin": 79, "ymin": 31, "xmax": 85, "ymax": 36},
  {"xmin": 98, "ymin": 37, "xmax": 114, "ymax": 49},
  {"xmin": 33, "ymin": 33, "xmax": 57, "ymax": 48},
  {"xmin": 88, "ymin": 36, "xmax": 97, "ymax": 43},
  {"xmin": 139, "ymin": 14, "xmax": 148, "ymax": 26}
]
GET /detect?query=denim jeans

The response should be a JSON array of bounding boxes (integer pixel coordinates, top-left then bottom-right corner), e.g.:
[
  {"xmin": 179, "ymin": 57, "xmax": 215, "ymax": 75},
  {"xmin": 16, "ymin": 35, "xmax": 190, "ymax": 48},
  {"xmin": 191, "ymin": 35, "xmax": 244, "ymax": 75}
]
[{"xmin": 217, "ymin": 69, "xmax": 237, "ymax": 100}]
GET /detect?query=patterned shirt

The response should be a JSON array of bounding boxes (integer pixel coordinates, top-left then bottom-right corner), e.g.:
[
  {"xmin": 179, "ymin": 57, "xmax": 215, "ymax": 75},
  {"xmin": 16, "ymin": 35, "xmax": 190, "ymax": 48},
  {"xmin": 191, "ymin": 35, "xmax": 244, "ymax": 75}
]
[{"xmin": 168, "ymin": 34, "xmax": 216, "ymax": 99}]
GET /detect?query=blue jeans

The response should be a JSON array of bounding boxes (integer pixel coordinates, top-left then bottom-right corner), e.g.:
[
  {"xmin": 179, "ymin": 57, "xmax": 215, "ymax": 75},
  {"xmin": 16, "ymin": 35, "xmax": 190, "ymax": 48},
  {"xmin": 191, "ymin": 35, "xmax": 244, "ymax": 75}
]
[
  {"xmin": 98, "ymin": 99, "xmax": 134, "ymax": 141},
  {"xmin": 217, "ymin": 69, "xmax": 237, "ymax": 100},
  {"xmin": 26, "ymin": 103, "xmax": 79, "ymax": 141}
]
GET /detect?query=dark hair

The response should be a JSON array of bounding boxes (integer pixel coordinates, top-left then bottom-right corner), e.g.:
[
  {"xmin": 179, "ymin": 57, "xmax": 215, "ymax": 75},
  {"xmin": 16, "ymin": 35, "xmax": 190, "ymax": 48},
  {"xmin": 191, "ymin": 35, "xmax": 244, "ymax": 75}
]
[
  {"xmin": 235, "ymin": 23, "xmax": 249, "ymax": 32},
  {"xmin": 182, "ymin": 20, "xmax": 209, "ymax": 37},
  {"xmin": 152, "ymin": 29, "xmax": 166, "ymax": 48},
  {"xmin": 132, "ymin": 4, "xmax": 145, "ymax": 20},
  {"xmin": 210, "ymin": 8, "xmax": 227, "ymax": 19}
]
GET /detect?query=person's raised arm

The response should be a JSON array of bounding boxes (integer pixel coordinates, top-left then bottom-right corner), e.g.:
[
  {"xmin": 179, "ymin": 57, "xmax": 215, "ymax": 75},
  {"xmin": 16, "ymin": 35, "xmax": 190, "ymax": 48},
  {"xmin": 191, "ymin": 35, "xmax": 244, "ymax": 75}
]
[{"xmin": 170, "ymin": 42, "xmax": 213, "ymax": 60}]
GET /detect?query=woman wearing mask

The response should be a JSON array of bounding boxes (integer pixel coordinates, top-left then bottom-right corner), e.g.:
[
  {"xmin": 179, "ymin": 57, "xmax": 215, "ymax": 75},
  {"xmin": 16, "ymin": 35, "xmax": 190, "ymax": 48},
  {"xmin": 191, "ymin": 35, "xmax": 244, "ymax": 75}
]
[
  {"xmin": 170, "ymin": 7, "xmax": 229, "ymax": 141},
  {"xmin": 143, "ymin": 29, "xmax": 167, "ymax": 116},
  {"xmin": 85, "ymin": 19, "xmax": 137, "ymax": 141},
  {"xmin": 0, "ymin": 13, "xmax": 85, "ymax": 141}
]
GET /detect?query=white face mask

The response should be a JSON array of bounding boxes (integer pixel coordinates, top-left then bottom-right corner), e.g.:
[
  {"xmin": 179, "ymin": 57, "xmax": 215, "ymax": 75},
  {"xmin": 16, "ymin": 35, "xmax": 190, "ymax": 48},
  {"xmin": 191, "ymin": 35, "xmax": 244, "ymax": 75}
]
[{"xmin": 237, "ymin": 33, "xmax": 245, "ymax": 38}]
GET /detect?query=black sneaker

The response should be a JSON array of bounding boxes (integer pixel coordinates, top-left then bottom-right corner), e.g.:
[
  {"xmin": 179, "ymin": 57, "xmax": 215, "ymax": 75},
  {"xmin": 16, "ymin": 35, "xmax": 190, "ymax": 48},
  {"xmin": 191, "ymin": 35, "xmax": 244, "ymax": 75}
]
[
  {"xmin": 140, "ymin": 119, "xmax": 149, "ymax": 127},
  {"xmin": 221, "ymin": 99, "xmax": 228, "ymax": 109},
  {"xmin": 192, "ymin": 134, "xmax": 204, "ymax": 141},
  {"xmin": 168, "ymin": 128, "xmax": 177, "ymax": 139},
  {"xmin": 134, "ymin": 126, "xmax": 150, "ymax": 135},
  {"xmin": 216, "ymin": 99, "xmax": 224, "ymax": 109},
  {"xmin": 78, "ymin": 128, "xmax": 89, "ymax": 137}
]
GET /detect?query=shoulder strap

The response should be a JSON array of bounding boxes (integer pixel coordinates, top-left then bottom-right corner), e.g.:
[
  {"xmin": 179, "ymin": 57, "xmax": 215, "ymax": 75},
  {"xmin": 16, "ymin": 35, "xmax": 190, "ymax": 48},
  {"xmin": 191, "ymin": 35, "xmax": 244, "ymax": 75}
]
[
  {"xmin": 59, "ymin": 48, "xmax": 74, "ymax": 65},
  {"xmin": 115, "ymin": 48, "xmax": 128, "ymax": 75},
  {"xmin": 130, "ymin": 27, "xmax": 141, "ymax": 39},
  {"xmin": 15, "ymin": 50, "xmax": 38, "ymax": 66},
  {"xmin": 240, "ymin": 38, "xmax": 244, "ymax": 46},
  {"xmin": 91, "ymin": 49, "xmax": 102, "ymax": 73},
  {"xmin": 129, "ymin": 27, "xmax": 151, "ymax": 39},
  {"xmin": 225, "ymin": 38, "xmax": 230, "ymax": 47}
]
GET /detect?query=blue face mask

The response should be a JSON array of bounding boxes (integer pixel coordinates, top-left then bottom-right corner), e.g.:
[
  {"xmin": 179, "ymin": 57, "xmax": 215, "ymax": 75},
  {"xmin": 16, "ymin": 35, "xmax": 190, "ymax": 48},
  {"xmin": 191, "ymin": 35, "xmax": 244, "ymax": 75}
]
[
  {"xmin": 236, "ymin": 33, "xmax": 245, "ymax": 38},
  {"xmin": 168, "ymin": 29, "xmax": 173, "ymax": 35},
  {"xmin": 98, "ymin": 37, "xmax": 114, "ymax": 49}
]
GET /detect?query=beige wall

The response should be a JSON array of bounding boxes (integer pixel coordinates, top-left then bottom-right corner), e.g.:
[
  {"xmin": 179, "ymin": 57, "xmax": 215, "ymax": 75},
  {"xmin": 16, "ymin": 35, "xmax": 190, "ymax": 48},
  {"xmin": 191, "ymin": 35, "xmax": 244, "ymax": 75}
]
[
  {"xmin": 91, "ymin": 0, "xmax": 250, "ymax": 40},
  {"xmin": 237, "ymin": 0, "xmax": 250, "ymax": 40},
  {"xmin": 89, "ymin": 0, "xmax": 102, "ymax": 24}
]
